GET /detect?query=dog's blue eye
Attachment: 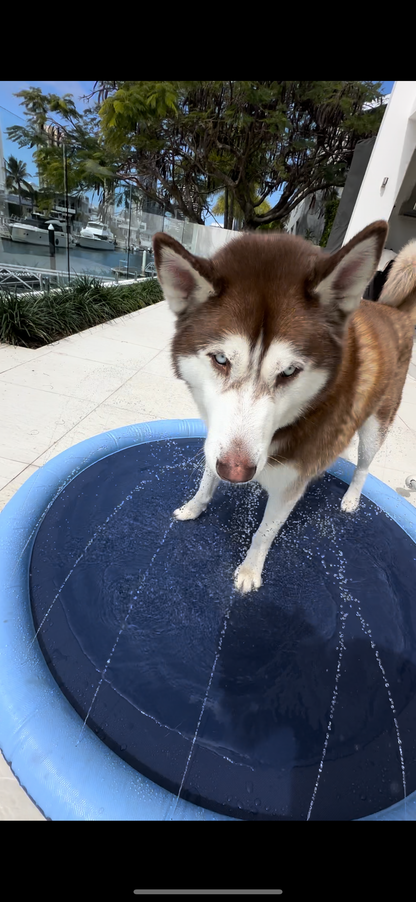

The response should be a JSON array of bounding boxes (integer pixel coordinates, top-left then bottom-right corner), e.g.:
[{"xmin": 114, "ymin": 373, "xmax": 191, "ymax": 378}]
[
  {"xmin": 282, "ymin": 365, "xmax": 297, "ymax": 377},
  {"xmin": 214, "ymin": 353, "xmax": 228, "ymax": 366}
]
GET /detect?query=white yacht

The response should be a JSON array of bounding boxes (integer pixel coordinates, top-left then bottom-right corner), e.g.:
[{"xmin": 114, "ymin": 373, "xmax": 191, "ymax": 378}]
[
  {"xmin": 77, "ymin": 221, "xmax": 115, "ymax": 250},
  {"xmin": 10, "ymin": 218, "xmax": 75, "ymax": 248}
]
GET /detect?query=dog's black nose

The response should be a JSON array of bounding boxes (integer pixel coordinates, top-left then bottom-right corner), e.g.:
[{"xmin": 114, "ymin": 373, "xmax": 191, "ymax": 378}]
[{"xmin": 216, "ymin": 458, "xmax": 256, "ymax": 483}]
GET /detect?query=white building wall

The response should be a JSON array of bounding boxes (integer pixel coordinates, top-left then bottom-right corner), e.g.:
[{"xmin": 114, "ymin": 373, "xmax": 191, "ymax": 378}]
[{"xmin": 344, "ymin": 82, "xmax": 416, "ymax": 245}]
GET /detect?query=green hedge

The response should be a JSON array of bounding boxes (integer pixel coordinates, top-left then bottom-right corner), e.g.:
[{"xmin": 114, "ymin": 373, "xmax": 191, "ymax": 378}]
[{"xmin": 0, "ymin": 276, "xmax": 164, "ymax": 348}]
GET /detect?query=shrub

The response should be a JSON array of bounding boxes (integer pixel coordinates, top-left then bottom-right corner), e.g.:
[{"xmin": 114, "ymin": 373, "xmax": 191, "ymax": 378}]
[{"xmin": 0, "ymin": 276, "xmax": 163, "ymax": 348}]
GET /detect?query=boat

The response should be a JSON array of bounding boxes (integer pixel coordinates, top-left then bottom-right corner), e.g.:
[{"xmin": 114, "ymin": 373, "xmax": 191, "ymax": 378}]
[
  {"xmin": 10, "ymin": 218, "xmax": 75, "ymax": 248},
  {"xmin": 76, "ymin": 221, "xmax": 115, "ymax": 250}
]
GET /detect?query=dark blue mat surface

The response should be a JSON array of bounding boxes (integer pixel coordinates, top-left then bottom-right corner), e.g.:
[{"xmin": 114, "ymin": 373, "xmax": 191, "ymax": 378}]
[{"xmin": 29, "ymin": 437, "xmax": 416, "ymax": 820}]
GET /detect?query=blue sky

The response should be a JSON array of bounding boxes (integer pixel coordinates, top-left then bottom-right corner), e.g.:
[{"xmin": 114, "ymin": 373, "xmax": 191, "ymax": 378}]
[
  {"xmin": 0, "ymin": 81, "xmax": 96, "ymax": 204},
  {"xmin": 0, "ymin": 80, "xmax": 395, "ymax": 224},
  {"xmin": 0, "ymin": 80, "xmax": 94, "ymax": 179}
]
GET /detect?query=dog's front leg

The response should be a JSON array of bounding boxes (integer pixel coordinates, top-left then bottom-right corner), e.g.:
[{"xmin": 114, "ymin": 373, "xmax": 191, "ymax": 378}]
[
  {"xmin": 174, "ymin": 464, "xmax": 220, "ymax": 521},
  {"xmin": 234, "ymin": 474, "xmax": 308, "ymax": 594}
]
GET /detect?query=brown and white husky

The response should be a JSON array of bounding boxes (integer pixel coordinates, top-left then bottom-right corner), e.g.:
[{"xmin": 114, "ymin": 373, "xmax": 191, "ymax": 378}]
[{"xmin": 153, "ymin": 224, "xmax": 416, "ymax": 593}]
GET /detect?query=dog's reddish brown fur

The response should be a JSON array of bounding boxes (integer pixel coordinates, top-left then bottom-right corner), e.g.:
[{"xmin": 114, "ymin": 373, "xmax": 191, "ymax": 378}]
[
  {"xmin": 268, "ymin": 299, "xmax": 415, "ymax": 480},
  {"xmin": 153, "ymin": 223, "xmax": 416, "ymax": 592},
  {"xmin": 155, "ymin": 227, "xmax": 415, "ymax": 482}
]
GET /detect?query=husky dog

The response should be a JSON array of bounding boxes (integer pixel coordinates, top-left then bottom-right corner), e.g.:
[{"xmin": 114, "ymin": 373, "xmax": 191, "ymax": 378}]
[{"xmin": 153, "ymin": 225, "xmax": 416, "ymax": 593}]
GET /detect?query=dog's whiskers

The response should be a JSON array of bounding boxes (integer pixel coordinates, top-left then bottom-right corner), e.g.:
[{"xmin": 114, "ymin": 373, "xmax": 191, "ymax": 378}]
[
  {"xmin": 187, "ymin": 447, "xmax": 205, "ymax": 465},
  {"xmin": 186, "ymin": 447, "xmax": 206, "ymax": 484}
]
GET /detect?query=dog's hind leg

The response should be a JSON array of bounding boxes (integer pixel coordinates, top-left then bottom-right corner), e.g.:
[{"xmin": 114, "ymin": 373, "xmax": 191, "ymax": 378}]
[
  {"xmin": 340, "ymin": 415, "xmax": 383, "ymax": 512},
  {"xmin": 173, "ymin": 465, "xmax": 220, "ymax": 521}
]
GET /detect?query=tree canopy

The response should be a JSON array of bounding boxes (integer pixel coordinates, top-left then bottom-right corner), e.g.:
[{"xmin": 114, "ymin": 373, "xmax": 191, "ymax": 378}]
[
  {"xmin": 93, "ymin": 80, "xmax": 385, "ymax": 228},
  {"xmin": 7, "ymin": 88, "xmax": 117, "ymax": 201},
  {"xmin": 7, "ymin": 81, "xmax": 386, "ymax": 230},
  {"xmin": 212, "ymin": 183, "xmax": 275, "ymax": 231}
]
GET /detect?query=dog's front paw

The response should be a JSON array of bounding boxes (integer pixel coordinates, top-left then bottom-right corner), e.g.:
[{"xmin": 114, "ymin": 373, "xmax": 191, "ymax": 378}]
[
  {"xmin": 173, "ymin": 500, "xmax": 206, "ymax": 521},
  {"xmin": 340, "ymin": 491, "xmax": 360, "ymax": 513},
  {"xmin": 234, "ymin": 562, "xmax": 263, "ymax": 594}
]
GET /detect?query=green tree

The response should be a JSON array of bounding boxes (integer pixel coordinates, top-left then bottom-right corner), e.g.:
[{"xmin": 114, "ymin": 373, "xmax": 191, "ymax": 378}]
[
  {"xmin": 319, "ymin": 192, "xmax": 341, "ymax": 247},
  {"xmin": 7, "ymin": 89, "xmax": 117, "ymax": 212},
  {"xmin": 256, "ymin": 217, "xmax": 288, "ymax": 232},
  {"xmin": 92, "ymin": 80, "xmax": 385, "ymax": 229},
  {"xmin": 5, "ymin": 155, "xmax": 35, "ymax": 216},
  {"xmin": 212, "ymin": 183, "xmax": 272, "ymax": 230},
  {"xmin": 8, "ymin": 82, "xmax": 386, "ymax": 231}
]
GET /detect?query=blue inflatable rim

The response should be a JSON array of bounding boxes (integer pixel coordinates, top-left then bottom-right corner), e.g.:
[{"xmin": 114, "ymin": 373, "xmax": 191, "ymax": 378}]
[{"xmin": 0, "ymin": 417, "xmax": 416, "ymax": 821}]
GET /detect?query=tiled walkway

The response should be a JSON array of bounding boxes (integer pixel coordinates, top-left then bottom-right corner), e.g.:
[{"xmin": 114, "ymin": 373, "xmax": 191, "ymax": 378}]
[{"xmin": 1, "ymin": 301, "xmax": 415, "ymax": 819}]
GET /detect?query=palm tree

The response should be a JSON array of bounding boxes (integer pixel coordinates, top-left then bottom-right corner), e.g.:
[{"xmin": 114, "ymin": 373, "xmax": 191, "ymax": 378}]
[
  {"xmin": 211, "ymin": 184, "xmax": 272, "ymax": 231},
  {"xmin": 5, "ymin": 155, "xmax": 35, "ymax": 217}
]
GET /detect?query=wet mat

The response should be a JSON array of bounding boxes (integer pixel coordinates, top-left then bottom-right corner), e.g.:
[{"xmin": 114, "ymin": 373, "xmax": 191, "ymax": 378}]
[{"xmin": 29, "ymin": 437, "xmax": 416, "ymax": 820}]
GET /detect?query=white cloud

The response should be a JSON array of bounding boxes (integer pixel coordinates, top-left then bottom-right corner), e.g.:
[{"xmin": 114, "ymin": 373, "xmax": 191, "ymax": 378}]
[{"xmin": 363, "ymin": 94, "xmax": 390, "ymax": 111}]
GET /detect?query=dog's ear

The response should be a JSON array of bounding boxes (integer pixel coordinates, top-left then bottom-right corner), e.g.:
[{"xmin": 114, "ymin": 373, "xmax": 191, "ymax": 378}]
[
  {"xmin": 153, "ymin": 233, "xmax": 220, "ymax": 314},
  {"xmin": 311, "ymin": 221, "xmax": 388, "ymax": 319}
]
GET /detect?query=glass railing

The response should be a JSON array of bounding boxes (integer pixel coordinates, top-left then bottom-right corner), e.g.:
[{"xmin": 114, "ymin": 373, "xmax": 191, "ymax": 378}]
[{"xmin": 0, "ymin": 189, "xmax": 236, "ymax": 293}]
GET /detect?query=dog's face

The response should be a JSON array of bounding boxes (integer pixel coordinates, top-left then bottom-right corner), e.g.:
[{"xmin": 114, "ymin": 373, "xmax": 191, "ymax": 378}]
[{"xmin": 153, "ymin": 223, "xmax": 387, "ymax": 483}]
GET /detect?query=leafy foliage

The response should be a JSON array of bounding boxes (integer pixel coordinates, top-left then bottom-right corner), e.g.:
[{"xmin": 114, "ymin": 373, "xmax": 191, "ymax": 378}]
[
  {"xmin": 91, "ymin": 79, "xmax": 386, "ymax": 229},
  {"xmin": 319, "ymin": 194, "xmax": 341, "ymax": 247},
  {"xmin": 7, "ymin": 81, "xmax": 386, "ymax": 230},
  {"xmin": 0, "ymin": 276, "xmax": 163, "ymax": 347},
  {"xmin": 212, "ymin": 183, "xmax": 272, "ymax": 229},
  {"xmin": 7, "ymin": 88, "xmax": 118, "ymax": 205},
  {"xmin": 4, "ymin": 155, "xmax": 35, "ymax": 214}
]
